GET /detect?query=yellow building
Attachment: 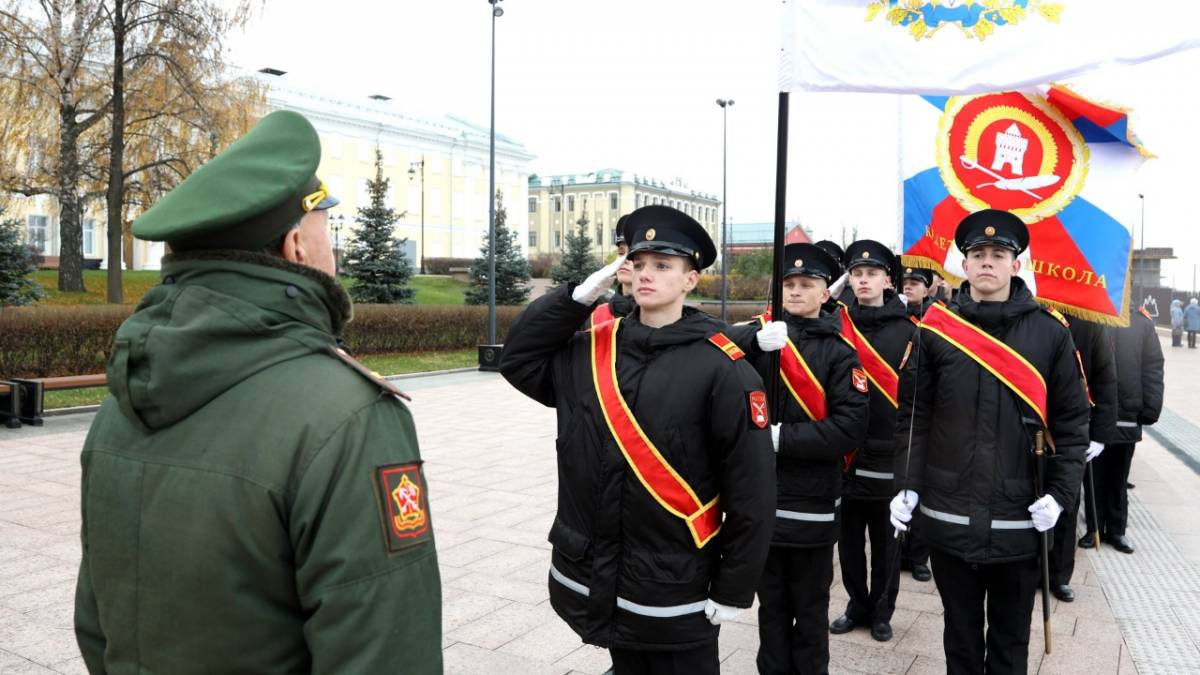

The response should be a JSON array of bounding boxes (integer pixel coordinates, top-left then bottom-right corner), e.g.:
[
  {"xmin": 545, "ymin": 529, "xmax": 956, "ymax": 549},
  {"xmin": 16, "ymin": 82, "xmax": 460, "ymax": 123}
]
[{"xmin": 526, "ymin": 169, "xmax": 721, "ymax": 259}]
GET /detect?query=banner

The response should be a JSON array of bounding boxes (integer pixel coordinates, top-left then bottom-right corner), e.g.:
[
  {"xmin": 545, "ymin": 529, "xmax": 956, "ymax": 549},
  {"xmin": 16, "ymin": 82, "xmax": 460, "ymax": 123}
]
[
  {"xmin": 780, "ymin": 0, "xmax": 1200, "ymax": 94},
  {"xmin": 899, "ymin": 86, "xmax": 1147, "ymax": 325}
]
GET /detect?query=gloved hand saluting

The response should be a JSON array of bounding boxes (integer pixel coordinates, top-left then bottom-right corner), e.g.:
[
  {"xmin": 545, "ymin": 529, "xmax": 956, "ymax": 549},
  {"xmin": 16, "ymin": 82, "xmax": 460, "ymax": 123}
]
[
  {"xmin": 889, "ymin": 490, "xmax": 919, "ymax": 533},
  {"xmin": 572, "ymin": 255, "xmax": 627, "ymax": 306},
  {"xmin": 1085, "ymin": 441, "xmax": 1105, "ymax": 462},
  {"xmin": 703, "ymin": 599, "xmax": 740, "ymax": 625},
  {"xmin": 1028, "ymin": 495, "xmax": 1063, "ymax": 532},
  {"xmin": 756, "ymin": 321, "xmax": 789, "ymax": 352}
]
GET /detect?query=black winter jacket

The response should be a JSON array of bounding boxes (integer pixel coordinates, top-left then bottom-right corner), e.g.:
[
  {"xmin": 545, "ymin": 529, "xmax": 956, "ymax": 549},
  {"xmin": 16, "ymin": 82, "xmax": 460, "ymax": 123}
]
[
  {"xmin": 894, "ymin": 279, "xmax": 1090, "ymax": 563},
  {"xmin": 499, "ymin": 287, "xmax": 775, "ymax": 650},
  {"xmin": 1068, "ymin": 318, "xmax": 1118, "ymax": 444},
  {"xmin": 842, "ymin": 293, "xmax": 915, "ymax": 501},
  {"xmin": 1112, "ymin": 310, "xmax": 1165, "ymax": 443},
  {"xmin": 727, "ymin": 313, "xmax": 869, "ymax": 548}
]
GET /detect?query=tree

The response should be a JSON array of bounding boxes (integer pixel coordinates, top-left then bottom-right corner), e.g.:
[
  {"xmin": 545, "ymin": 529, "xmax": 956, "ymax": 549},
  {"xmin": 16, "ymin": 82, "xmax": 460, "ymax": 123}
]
[
  {"xmin": 342, "ymin": 149, "xmax": 414, "ymax": 304},
  {"xmin": 466, "ymin": 190, "xmax": 531, "ymax": 306},
  {"xmin": 550, "ymin": 213, "xmax": 598, "ymax": 287},
  {"xmin": 733, "ymin": 248, "xmax": 772, "ymax": 278},
  {"xmin": 0, "ymin": 208, "xmax": 43, "ymax": 306}
]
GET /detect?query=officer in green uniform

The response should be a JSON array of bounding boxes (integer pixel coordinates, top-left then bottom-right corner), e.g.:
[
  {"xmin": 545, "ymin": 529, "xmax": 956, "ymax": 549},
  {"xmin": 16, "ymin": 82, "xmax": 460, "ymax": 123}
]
[{"xmin": 73, "ymin": 110, "xmax": 441, "ymax": 674}]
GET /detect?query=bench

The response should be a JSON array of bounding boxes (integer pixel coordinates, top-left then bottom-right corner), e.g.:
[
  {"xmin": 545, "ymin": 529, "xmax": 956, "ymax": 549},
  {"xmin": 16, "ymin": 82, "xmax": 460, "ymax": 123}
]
[{"xmin": 0, "ymin": 374, "xmax": 107, "ymax": 428}]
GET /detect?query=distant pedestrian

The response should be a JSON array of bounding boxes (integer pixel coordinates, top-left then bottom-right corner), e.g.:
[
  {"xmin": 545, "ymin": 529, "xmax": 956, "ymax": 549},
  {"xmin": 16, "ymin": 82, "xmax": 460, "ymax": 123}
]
[
  {"xmin": 1171, "ymin": 299, "xmax": 1184, "ymax": 347},
  {"xmin": 1185, "ymin": 298, "xmax": 1200, "ymax": 348}
]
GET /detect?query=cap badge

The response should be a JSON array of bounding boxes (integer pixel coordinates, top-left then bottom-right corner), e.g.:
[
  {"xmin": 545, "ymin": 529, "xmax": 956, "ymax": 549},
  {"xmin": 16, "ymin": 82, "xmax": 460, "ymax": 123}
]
[
  {"xmin": 645, "ymin": 228, "xmax": 656, "ymax": 241},
  {"xmin": 906, "ymin": 268, "xmax": 913, "ymax": 274},
  {"xmin": 794, "ymin": 259, "xmax": 803, "ymax": 268},
  {"xmin": 861, "ymin": 251, "xmax": 870, "ymax": 259},
  {"xmin": 984, "ymin": 225, "xmax": 997, "ymax": 237}
]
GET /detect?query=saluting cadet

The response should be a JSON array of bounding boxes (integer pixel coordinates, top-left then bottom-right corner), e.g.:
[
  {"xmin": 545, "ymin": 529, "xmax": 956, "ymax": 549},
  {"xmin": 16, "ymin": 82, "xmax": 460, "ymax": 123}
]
[
  {"xmin": 500, "ymin": 205, "xmax": 775, "ymax": 675},
  {"xmin": 74, "ymin": 111, "xmax": 441, "ymax": 674},
  {"xmin": 726, "ymin": 243, "xmax": 869, "ymax": 674},
  {"xmin": 1081, "ymin": 304, "xmax": 1164, "ymax": 554},
  {"xmin": 1049, "ymin": 316, "xmax": 1117, "ymax": 601},
  {"xmin": 831, "ymin": 240, "xmax": 915, "ymax": 642},
  {"xmin": 591, "ymin": 214, "xmax": 636, "ymax": 325},
  {"xmin": 890, "ymin": 209, "xmax": 1090, "ymax": 675}
]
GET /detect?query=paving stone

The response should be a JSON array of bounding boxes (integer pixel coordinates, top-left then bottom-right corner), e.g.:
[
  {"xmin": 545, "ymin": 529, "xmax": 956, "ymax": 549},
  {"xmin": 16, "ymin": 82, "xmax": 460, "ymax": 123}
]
[
  {"xmin": 553, "ymin": 644, "xmax": 612, "ymax": 675},
  {"xmin": 1037, "ymin": 634, "xmax": 1121, "ymax": 675},
  {"xmin": 496, "ymin": 612, "xmax": 583, "ymax": 663},
  {"xmin": 445, "ymin": 601, "xmax": 557, "ymax": 650},
  {"xmin": 717, "ymin": 647, "xmax": 759, "ymax": 675},
  {"xmin": 829, "ymin": 638, "xmax": 916, "ymax": 674},
  {"xmin": 463, "ymin": 543, "xmax": 548, "ymax": 575},
  {"xmin": 442, "ymin": 642, "xmax": 563, "ymax": 675},
  {"xmin": 447, "ymin": 571, "xmax": 549, "ymax": 605},
  {"xmin": 440, "ymin": 588, "xmax": 512, "ymax": 633}
]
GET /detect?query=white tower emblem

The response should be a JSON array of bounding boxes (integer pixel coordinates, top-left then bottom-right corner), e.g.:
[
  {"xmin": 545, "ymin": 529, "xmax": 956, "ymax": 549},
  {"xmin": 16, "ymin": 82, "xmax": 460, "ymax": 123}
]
[{"xmin": 991, "ymin": 123, "xmax": 1029, "ymax": 176}]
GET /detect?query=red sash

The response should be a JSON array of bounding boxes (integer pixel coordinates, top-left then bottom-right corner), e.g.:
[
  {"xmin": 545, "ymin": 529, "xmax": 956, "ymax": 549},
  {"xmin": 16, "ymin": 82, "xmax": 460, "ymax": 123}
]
[
  {"xmin": 920, "ymin": 303, "xmax": 1049, "ymax": 426},
  {"xmin": 757, "ymin": 316, "xmax": 826, "ymax": 421},
  {"xmin": 837, "ymin": 304, "xmax": 900, "ymax": 408},
  {"xmin": 591, "ymin": 302, "xmax": 614, "ymax": 325},
  {"xmin": 590, "ymin": 318, "xmax": 722, "ymax": 548}
]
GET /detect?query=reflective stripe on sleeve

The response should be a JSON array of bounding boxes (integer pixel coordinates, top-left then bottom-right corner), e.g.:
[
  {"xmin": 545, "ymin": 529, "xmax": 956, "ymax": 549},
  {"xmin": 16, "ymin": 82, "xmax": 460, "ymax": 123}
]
[
  {"xmin": 856, "ymin": 469, "xmax": 894, "ymax": 480},
  {"xmin": 776, "ymin": 509, "xmax": 836, "ymax": 523},
  {"xmin": 550, "ymin": 565, "xmax": 706, "ymax": 618}
]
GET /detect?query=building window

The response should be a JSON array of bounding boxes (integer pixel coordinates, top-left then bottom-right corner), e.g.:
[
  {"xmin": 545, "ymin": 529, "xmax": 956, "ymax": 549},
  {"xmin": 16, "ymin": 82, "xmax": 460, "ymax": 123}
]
[
  {"xmin": 26, "ymin": 215, "xmax": 49, "ymax": 254},
  {"xmin": 567, "ymin": 195, "xmax": 575, "ymax": 212},
  {"xmin": 82, "ymin": 218, "xmax": 96, "ymax": 257},
  {"xmin": 528, "ymin": 197, "xmax": 537, "ymax": 213},
  {"xmin": 609, "ymin": 192, "xmax": 618, "ymax": 210},
  {"xmin": 529, "ymin": 231, "xmax": 538, "ymax": 247},
  {"xmin": 554, "ymin": 231, "xmax": 562, "ymax": 249},
  {"xmin": 553, "ymin": 196, "xmax": 562, "ymax": 213}
]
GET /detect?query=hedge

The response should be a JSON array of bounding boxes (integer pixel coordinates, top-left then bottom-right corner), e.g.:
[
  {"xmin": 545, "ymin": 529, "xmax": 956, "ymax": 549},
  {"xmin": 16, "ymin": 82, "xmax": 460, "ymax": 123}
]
[
  {"xmin": 421, "ymin": 257, "xmax": 474, "ymax": 274},
  {"xmin": 695, "ymin": 275, "xmax": 770, "ymax": 302}
]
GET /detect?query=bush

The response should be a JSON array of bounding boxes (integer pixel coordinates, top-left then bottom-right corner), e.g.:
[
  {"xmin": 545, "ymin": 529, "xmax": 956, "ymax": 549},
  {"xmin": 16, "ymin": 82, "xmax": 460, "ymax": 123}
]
[
  {"xmin": 695, "ymin": 275, "xmax": 770, "ymax": 301},
  {"xmin": 528, "ymin": 253, "xmax": 558, "ymax": 278},
  {"xmin": 732, "ymin": 249, "xmax": 773, "ymax": 278},
  {"xmin": 0, "ymin": 304, "xmax": 532, "ymax": 378},
  {"xmin": 423, "ymin": 257, "xmax": 474, "ymax": 274}
]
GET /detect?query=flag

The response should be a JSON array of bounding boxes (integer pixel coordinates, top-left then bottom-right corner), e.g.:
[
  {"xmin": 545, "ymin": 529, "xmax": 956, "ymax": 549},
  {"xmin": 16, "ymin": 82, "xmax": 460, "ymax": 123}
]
[
  {"xmin": 780, "ymin": 0, "xmax": 1200, "ymax": 94},
  {"xmin": 899, "ymin": 86, "xmax": 1147, "ymax": 325}
]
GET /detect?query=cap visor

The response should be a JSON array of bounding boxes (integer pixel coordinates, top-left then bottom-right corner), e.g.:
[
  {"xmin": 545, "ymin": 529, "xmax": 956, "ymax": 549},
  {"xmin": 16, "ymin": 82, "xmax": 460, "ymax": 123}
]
[{"xmin": 313, "ymin": 195, "xmax": 340, "ymax": 211}]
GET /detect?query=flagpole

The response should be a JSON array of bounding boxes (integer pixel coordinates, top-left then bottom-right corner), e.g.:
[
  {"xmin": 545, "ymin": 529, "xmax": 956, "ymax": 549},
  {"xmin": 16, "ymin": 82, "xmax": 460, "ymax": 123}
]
[{"xmin": 769, "ymin": 92, "xmax": 790, "ymax": 420}]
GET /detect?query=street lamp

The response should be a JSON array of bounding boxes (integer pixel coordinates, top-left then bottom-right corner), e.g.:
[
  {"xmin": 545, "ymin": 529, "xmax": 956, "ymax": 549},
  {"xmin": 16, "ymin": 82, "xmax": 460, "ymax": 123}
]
[
  {"xmin": 329, "ymin": 214, "xmax": 345, "ymax": 275},
  {"xmin": 483, "ymin": 0, "xmax": 502, "ymax": 363},
  {"xmin": 716, "ymin": 98, "xmax": 734, "ymax": 323},
  {"xmin": 1136, "ymin": 193, "xmax": 1145, "ymax": 307},
  {"xmin": 409, "ymin": 157, "xmax": 426, "ymax": 275}
]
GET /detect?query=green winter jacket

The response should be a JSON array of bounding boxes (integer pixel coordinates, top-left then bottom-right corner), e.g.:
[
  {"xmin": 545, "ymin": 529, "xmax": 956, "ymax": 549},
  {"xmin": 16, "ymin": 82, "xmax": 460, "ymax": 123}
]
[{"xmin": 74, "ymin": 251, "xmax": 441, "ymax": 674}]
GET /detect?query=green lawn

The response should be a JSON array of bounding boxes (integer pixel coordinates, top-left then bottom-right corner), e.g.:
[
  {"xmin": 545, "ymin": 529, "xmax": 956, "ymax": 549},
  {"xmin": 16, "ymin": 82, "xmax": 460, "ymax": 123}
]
[
  {"xmin": 42, "ymin": 348, "xmax": 478, "ymax": 410},
  {"xmin": 33, "ymin": 270, "xmax": 467, "ymax": 306}
]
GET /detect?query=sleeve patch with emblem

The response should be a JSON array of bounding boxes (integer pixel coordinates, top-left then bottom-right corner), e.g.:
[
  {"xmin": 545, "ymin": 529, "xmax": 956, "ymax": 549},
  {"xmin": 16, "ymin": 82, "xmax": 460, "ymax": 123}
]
[
  {"xmin": 851, "ymin": 368, "xmax": 870, "ymax": 394},
  {"xmin": 748, "ymin": 390, "xmax": 769, "ymax": 429},
  {"xmin": 375, "ymin": 463, "xmax": 432, "ymax": 552}
]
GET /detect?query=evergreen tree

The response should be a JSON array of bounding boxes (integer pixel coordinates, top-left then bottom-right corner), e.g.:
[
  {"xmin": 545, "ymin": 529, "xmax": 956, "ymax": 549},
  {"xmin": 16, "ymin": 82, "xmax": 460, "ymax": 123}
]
[
  {"xmin": 0, "ymin": 210, "xmax": 44, "ymax": 306},
  {"xmin": 550, "ymin": 214, "xmax": 599, "ymax": 287},
  {"xmin": 342, "ymin": 149, "xmax": 415, "ymax": 304},
  {"xmin": 466, "ymin": 191, "xmax": 531, "ymax": 305}
]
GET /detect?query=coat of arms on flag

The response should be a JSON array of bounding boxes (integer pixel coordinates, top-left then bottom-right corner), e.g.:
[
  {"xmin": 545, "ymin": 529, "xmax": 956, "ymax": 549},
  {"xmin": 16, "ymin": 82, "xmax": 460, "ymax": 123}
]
[{"xmin": 901, "ymin": 86, "xmax": 1149, "ymax": 325}]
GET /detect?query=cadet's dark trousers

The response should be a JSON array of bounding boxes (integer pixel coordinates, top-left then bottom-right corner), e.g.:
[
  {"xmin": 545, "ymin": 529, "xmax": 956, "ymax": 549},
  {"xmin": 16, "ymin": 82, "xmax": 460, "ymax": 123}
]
[
  {"xmin": 839, "ymin": 498, "xmax": 898, "ymax": 623},
  {"xmin": 1084, "ymin": 443, "xmax": 1136, "ymax": 537},
  {"xmin": 1189, "ymin": 331, "xmax": 1198, "ymax": 348},
  {"xmin": 1049, "ymin": 489, "xmax": 1079, "ymax": 586},
  {"xmin": 929, "ymin": 551, "xmax": 1040, "ymax": 675},
  {"xmin": 757, "ymin": 544, "xmax": 835, "ymax": 675},
  {"xmin": 609, "ymin": 640, "xmax": 718, "ymax": 675},
  {"xmin": 901, "ymin": 519, "xmax": 929, "ymax": 568}
]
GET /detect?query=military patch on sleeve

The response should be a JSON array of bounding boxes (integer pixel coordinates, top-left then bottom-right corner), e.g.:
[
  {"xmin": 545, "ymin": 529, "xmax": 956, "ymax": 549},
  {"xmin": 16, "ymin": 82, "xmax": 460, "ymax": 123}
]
[
  {"xmin": 851, "ymin": 368, "xmax": 870, "ymax": 394},
  {"xmin": 375, "ymin": 463, "xmax": 432, "ymax": 553},
  {"xmin": 748, "ymin": 390, "xmax": 769, "ymax": 429}
]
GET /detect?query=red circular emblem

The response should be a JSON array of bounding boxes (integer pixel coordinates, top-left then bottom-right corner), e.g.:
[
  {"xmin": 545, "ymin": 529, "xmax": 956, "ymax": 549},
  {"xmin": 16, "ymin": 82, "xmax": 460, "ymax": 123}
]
[{"xmin": 937, "ymin": 92, "xmax": 1087, "ymax": 223}]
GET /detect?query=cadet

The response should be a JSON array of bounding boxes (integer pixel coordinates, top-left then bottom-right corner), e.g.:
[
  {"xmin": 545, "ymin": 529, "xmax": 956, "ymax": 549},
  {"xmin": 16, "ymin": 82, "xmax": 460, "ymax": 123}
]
[
  {"xmin": 831, "ymin": 239, "xmax": 914, "ymax": 642},
  {"xmin": 500, "ymin": 205, "xmax": 775, "ymax": 674},
  {"xmin": 74, "ymin": 111, "xmax": 441, "ymax": 674},
  {"xmin": 729, "ymin": 244, "xmax": 869, "ymax": 674},
  {"xmin": 900, "ymin": 266, "xmax": 935, "ymax": 320},
  {"xmin": 1081, "ymin": 304, "xmax": 1165, "ymax": 554},
  {"xmin": 591, "ymin": 214, "xmax": 636, "ymax": 325},
  {"xmin": 1049, "ymin": 316, "xmax": 1117, "ymax": 601},
  {"xmin": 891, "ymin": 209, "xmax": 1090, "ymax": 675}
]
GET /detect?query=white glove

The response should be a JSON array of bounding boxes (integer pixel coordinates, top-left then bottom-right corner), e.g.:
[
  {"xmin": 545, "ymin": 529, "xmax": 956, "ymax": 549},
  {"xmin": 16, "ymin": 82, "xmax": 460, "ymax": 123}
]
[
  {"xmin": 889, "ymin": 490, "xmax": 919, "ymax": 533},
  {"xmin": 1028, "ymin": 495, "xmax": 1063, "ymax": 532},
  {"xmin": 898, "ymin": 292, "xmax": 909, "ymax": 306},
  {"xmin": 756, "ymin": 321, "xmax": 788, "ymax": 352},
  {"xmin": 703, "ymin": 599, "xmax": 741, "ymax": 625},
  {"xmin": 571, "ymin": 255, "xmax": 627, "ymax": 306},
  {"xmin": 828, "ymin": 272, "xmax": 848, "ymax": 300},
  {"xmin": 1085, "ymin": 441, "xmax": 1105, "ymax": 463},
  {"xmin": 770, "ymin": 424, "xmax": 781, "ymax": 452}
]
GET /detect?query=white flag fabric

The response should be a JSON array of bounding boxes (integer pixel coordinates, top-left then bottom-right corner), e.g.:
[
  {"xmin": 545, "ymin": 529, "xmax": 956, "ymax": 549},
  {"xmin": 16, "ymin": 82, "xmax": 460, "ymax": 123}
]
[{"xmin": 780, "ymin": 0, "xmax": 1200, "ymax": 94}]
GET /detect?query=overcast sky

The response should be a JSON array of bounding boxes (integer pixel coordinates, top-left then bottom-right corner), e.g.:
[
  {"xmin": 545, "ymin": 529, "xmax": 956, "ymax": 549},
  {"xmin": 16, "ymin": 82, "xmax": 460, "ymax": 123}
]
[{"xmin": 227, "ymin": 1, "xmax": 1200, "ymax": 290}]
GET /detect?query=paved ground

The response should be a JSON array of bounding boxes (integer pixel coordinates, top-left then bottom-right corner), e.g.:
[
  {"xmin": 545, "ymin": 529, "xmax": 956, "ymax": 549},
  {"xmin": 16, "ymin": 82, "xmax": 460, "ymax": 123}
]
[{"xmin": 2, "ymin": 334, "xmax": 1199, "ymax": 674}]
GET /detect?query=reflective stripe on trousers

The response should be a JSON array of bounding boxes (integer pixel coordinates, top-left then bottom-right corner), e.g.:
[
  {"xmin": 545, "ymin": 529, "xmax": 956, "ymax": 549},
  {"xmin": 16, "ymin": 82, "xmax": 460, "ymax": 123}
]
[
  {"xmin": 919, "ymin": 504, "xmax": 1034, "ymax": 530},
  {"xmin": 550, "ymin": 565, "xmax": 707, "ymax": 618}
]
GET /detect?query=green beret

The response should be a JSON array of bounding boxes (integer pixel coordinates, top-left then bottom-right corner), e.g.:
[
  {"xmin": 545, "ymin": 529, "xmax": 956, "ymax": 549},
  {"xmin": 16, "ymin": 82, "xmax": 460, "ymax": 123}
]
[{"xmin": 132, "ymin": 110, "xmax": 339, "ymax": 251}]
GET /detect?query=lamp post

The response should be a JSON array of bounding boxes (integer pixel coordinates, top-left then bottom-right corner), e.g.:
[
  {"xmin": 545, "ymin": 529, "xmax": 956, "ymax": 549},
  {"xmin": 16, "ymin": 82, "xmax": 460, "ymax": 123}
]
[
  {"xmin": 1136, "ymin": 192, "xmax": 1145, "ymax": 306},
  {"xmin": 409, "ymin": 157, "xmax": 426, "ymax": 275},
  {"xmin": 330, "ymin": 214, "xmax": 344, "ymax": 275},
  {"xmin": 716, "ymin": 98, "xmax": 734, "ymax": 323},
  {"xmin": 486, "ymin": 0, "xmax": 502, "ymax": 348}
]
